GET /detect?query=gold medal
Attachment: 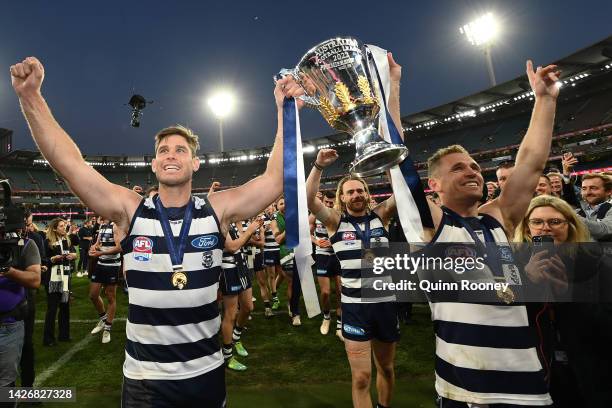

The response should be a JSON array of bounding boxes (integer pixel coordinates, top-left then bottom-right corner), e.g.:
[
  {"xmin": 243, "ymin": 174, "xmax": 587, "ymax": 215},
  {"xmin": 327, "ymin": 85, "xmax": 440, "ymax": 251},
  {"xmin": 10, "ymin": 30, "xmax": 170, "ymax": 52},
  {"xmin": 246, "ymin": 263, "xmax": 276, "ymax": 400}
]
[
  {"xmin": 171, "ymin": 268, "xmax": 188, "ymax": 290},
  {"xmin": 495, "ymin": 278, "xmax": 515, "ymax": 304}
]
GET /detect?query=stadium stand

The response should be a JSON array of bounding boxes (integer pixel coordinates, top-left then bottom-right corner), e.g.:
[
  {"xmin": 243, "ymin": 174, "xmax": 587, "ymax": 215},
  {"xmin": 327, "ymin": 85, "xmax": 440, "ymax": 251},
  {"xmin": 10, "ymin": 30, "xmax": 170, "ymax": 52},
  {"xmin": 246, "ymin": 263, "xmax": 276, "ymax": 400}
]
[{"xmin": 2, "ymin": 36, "xmax": 611, "ymax": 221}]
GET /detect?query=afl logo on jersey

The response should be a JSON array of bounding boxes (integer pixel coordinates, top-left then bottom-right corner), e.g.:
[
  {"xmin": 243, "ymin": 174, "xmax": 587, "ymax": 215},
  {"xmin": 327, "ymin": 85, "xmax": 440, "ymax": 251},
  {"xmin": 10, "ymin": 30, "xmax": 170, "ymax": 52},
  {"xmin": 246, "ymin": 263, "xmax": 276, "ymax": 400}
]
[
  {"xmin": 133, "ymin": 236, "xmax": 153, "ymax": 261},
  {"xmin": 444, "ymin": 245, "xmax": 477, "ymax": 259},
  {"xmin": 342, "ymin": 232, "xmax": 356, "ymax": 241}
]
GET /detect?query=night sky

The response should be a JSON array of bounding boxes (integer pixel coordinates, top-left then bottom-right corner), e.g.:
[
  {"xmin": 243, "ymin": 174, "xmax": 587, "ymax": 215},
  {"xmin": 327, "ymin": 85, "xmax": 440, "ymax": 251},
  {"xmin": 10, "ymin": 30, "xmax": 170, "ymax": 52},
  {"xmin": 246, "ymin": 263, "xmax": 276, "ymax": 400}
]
[{"xmin": 1, "ymin": 0, "xmax": 611, "ymax": 156}]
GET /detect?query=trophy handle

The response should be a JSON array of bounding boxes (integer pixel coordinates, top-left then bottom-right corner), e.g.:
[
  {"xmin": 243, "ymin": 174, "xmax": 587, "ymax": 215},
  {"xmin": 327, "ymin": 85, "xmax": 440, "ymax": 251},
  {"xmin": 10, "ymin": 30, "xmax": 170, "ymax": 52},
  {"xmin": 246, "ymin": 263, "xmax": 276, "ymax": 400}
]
[{"xmin": 274, "ymin": 69, "xmax": 320, "ymax": 108}]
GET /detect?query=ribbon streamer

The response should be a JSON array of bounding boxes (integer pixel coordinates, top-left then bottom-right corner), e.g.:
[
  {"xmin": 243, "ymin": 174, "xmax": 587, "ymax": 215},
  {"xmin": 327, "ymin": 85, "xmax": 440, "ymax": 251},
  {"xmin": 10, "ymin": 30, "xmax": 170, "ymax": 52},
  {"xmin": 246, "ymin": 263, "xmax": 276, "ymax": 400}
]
[
  {"xmin": 283, "ymin": 97, "xmax": 321, "ymax": 318},
  {"xmin": 366, "ymin": 45, "xmax": 433, "ymax": 242}
]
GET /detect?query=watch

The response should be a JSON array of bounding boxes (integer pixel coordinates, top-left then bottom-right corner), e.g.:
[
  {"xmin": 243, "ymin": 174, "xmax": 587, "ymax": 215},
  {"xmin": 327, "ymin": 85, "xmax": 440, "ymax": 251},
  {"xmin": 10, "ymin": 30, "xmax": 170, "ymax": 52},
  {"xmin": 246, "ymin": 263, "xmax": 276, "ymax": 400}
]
[{"xmin": 0, "ymin": 265, "xmax": 10, "ymax": 275}]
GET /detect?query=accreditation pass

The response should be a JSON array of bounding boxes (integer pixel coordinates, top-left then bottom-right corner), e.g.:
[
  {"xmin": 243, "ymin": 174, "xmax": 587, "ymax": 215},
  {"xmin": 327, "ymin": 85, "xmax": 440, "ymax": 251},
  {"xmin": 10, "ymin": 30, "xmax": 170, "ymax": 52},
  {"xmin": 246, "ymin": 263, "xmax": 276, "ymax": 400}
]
[{"xmin": 0, "ymin": 387, "xmax": 76, "ymax": 402}]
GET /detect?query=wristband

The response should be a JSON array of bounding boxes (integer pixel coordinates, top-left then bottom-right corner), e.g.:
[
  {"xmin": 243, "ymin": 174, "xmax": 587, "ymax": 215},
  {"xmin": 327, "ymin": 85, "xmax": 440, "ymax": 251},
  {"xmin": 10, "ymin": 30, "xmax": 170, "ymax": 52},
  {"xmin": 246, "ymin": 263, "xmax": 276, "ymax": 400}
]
[{"xmin": 313, "ymin": 162, "xmax": 324, "ymax": 171}]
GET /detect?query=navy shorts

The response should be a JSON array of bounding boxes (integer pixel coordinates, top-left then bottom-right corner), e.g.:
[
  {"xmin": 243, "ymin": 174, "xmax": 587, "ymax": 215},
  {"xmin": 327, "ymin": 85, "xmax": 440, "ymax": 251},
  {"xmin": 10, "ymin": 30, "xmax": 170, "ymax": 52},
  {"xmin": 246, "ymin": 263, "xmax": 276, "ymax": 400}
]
[
  {"xmin": 341, "ymin": 302, "xmax": 400, "ymax": 343},
  {"xmin": 122, "ymin": 364, "xmax": 226, "ymax": 408},
  {"xmin": 263, "ymin": 250, "xmax": 280, "ymax": 266},
  {"xmin": 253, "ymin": 252, "xmax": 264, "ymax": 271},
  {"xmin": 220, "ymin": 265, "xmax": 251, "ymax": 296},
  {"xmin": 91, "ymin": 264, "xmax": 120, "ymax": 284},
  {"xmin": 315, "ymin": 254, "xmax": 340, "ymax": 278}
]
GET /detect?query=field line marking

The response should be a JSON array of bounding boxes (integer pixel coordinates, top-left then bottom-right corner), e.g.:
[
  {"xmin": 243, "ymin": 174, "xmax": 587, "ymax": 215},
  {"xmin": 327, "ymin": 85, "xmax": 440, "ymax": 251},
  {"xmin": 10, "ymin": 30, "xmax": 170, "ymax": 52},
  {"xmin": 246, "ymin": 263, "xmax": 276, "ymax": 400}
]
[{"xmin": 34, "ymin": 335, "xmax": 96, "ymax": 387}]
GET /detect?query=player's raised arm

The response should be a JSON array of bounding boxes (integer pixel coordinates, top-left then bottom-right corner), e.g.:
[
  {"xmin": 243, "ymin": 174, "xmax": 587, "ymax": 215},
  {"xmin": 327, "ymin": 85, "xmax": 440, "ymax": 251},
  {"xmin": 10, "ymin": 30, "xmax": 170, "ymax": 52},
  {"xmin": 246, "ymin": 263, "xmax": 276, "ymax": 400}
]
[
  {"xmin": 11, "ymin": 57, "xmax": 141, "ymax": 231},
  {"xmin": 209, "ymin": 77, "xmax": 304, "ymax": 226},
  {"xmin": 306, "ymin": 149, "xmax": 340, "ymax": 233},
  {"xmin": 485, "ymin": 61, "xmax": 560, "ymax": 232}
]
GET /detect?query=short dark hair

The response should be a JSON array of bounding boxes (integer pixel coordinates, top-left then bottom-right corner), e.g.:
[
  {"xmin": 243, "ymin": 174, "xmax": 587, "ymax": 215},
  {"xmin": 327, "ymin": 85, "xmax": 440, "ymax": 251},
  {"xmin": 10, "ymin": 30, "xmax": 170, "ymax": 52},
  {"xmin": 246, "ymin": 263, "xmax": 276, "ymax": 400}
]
[
  {"xmin": 323, "ymin": 191, "xmax": 335, "ymax": 199},
  {"xmin": 496, "ymin": 161, "xmax": 515, "ymax": 171},
  {"xmin": 540, "ymin": 174, "xmax": 551, "ymax": 183},
  {"xmin": 145, "ymin": 185, "xmax": 159, "ymax": 196}
]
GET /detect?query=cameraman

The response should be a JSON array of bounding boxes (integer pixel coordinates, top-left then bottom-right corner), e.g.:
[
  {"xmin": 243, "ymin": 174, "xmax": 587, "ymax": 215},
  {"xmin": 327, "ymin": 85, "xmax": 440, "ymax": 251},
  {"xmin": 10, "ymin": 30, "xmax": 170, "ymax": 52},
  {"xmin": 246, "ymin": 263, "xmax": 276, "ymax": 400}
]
[
  {"xmin": 0, "ymin": 234, "xmax": 41, "ymax": 404},
  {"xmin": 19, "ymin": 210, "xmax": 45, "ymax": 389}
]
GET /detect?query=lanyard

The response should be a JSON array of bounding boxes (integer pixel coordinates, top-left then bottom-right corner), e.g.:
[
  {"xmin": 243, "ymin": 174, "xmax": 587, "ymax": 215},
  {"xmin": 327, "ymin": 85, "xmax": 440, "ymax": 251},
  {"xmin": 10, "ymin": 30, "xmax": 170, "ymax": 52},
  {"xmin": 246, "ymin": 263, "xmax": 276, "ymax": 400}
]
[
  {"xmin": 347, "ymin": 214, "xmax": 372, "ymax": 249},
  {"xmin": 154, "ymin": 195, "xmax": 194, "ymax": 271},
  {"xmin": 442, "ymin": 206, "xmax": 505, "ymax": 279}
]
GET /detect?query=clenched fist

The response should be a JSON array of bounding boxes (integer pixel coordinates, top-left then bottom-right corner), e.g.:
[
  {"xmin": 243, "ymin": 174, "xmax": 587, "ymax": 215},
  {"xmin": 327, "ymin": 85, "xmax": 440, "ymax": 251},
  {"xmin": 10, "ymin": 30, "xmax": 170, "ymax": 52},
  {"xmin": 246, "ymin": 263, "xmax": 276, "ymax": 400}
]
[
  {"xmin": 315, "ymin": 149, "xmax": 339, "ymax": 168},
  {"xmin": 10, "ymin": 57, "xmax": 44, "ymax": 98}
]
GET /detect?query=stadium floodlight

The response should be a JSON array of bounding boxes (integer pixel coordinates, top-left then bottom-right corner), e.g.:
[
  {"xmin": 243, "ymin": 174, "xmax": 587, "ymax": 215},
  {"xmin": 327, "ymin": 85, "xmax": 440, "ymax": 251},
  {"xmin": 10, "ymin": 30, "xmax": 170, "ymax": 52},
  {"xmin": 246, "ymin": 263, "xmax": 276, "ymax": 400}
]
[
  {"xmin": 460, "ymin": 12, "xmax": 499, "ymax": 87},
  {"xmin": 207, "ymin": 90, "xmax": 236, "ymax": 152}
]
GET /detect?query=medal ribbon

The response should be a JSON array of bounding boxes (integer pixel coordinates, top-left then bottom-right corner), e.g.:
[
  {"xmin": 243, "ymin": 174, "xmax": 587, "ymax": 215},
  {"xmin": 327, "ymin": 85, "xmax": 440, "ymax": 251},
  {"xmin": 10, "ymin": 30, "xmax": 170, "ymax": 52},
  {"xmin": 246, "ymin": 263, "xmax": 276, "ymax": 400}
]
[
  {"xmin": 347, "ymin": 216, "xmax": 372, "ymax": 249},
  {"xmin": 442, "ymin": 206, "xmax": 505, "ymax": 281},
  {"xmin": 154, "ymin": 195, "xmax": 194, "ymax": 271}
]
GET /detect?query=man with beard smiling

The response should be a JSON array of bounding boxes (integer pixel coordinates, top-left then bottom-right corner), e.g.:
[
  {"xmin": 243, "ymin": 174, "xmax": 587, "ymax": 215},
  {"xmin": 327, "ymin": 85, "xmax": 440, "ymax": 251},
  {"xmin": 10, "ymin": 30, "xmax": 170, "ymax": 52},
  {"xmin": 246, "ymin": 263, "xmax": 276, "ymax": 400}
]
[
  {"xmin": 11, "ymin": 56, "xmax": 303, "ymax": 407},
  {"xmin": 305, "ymin": 52, "xmax": 401, "ymax": 408}
]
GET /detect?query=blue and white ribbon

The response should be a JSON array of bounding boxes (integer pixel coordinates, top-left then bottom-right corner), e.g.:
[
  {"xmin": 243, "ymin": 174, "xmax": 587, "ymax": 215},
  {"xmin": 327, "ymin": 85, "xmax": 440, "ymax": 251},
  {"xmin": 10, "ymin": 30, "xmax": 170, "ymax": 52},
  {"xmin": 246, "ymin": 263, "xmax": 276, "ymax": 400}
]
[
  {"xmin": 366, "ymin": 44, "xmax": 433, "ymax": 242},
  {"xmin": 283, "ymin": 97, "xmax": 321, "ymax": 318}
]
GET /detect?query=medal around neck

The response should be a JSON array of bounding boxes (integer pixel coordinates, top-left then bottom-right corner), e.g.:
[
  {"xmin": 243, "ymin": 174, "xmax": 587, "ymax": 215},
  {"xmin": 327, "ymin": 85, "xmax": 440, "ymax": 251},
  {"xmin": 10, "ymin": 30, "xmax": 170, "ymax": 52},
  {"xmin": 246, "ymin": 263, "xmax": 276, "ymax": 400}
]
[
  {"xmin": 275, "ymin": 36, "xmax": 408, "ymax": 177},
  {"xmin": 171, "ymin": 267, "xmax": 188, "ymax": 290},
  {"xmin": 495, "ymin": 277, "xmax": 515, "ymax": 304}
]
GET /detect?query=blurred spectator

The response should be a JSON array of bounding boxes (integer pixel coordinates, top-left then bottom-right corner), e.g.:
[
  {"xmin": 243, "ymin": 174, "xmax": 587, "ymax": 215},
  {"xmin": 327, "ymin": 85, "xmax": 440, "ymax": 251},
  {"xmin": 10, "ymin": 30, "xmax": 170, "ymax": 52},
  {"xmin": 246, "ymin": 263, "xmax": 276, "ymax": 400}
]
[
  {"xmin": 486, "ymin": 181, "xmax": 498, "ymax": 201},
  {"xmin": 547, "ymin": 172, "xmax": 563, "ymax": 197},
  {"xmin": 495, "ymin": 161, "xmax": 515, "ymax": 191},
  {"xmin": 77, "ymin": 218, "xmax": 94, "ymax": 277},
  {"xmin": 535, "ymin": 174, "xmax": 553, "ymax": 196},
  {"xmin": 19, "ymin": 211, "xmax": 45, "ymax": 389},
  {"xmin": 42, "ymin": 218, "xmax": 76, "ymax": 346},
  {"xmin": 144, "ymin": 185, "xmax": 159, "ymax": 198},
  {"xmin": 577, "ymin": 173, "xmax": 612, "ymax": 242}
]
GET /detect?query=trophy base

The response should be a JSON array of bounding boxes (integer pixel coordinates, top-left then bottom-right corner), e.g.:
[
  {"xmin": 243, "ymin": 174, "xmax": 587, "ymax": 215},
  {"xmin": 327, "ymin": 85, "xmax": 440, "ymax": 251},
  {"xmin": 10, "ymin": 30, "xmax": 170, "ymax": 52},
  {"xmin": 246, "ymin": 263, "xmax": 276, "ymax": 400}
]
[{"xmin": 350, "ymin": 142, "xmax": 409, "ymax": 177}]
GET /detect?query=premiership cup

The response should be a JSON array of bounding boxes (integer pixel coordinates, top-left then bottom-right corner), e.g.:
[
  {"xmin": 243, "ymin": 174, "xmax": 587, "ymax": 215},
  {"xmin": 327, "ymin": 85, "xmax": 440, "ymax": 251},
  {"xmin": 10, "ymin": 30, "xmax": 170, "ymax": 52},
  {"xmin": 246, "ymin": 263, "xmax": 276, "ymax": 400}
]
[{"xmin": 277, "ymin": 37, "xmax": 409, "ymax": 177}]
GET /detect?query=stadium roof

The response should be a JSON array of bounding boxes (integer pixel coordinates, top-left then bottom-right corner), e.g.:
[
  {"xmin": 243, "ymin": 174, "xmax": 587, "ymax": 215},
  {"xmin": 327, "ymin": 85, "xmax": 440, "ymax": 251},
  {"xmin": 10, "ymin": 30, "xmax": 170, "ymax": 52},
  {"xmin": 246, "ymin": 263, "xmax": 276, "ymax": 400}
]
[{"xmin": 3, "ymin": 35, "xmax": 611, "ymax": 165}]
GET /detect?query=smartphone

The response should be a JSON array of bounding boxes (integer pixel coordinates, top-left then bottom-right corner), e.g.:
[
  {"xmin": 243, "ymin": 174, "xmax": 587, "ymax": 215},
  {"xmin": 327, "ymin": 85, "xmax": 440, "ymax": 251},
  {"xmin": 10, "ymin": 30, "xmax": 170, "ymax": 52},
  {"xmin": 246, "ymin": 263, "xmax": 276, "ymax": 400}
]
[{"xmin": 532, "ymin": 235, "xmax": 555, "ymax": 257}]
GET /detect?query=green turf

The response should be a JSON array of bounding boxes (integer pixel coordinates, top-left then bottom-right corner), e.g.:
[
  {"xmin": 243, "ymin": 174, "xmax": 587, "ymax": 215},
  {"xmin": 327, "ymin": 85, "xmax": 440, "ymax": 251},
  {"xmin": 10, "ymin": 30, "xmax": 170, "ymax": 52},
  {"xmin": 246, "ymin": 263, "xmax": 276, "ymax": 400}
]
[{"xmin": 26, "ymin": 270, "xmax": 436, "ymax": 407}]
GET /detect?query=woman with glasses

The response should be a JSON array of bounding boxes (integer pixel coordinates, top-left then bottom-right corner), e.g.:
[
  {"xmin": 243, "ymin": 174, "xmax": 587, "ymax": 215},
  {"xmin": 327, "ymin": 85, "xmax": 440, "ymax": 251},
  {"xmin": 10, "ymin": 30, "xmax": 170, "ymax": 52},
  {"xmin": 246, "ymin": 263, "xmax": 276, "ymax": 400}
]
[{"xmin": 514, "ymin": 195, "xmax": 611, "ymax": 407}]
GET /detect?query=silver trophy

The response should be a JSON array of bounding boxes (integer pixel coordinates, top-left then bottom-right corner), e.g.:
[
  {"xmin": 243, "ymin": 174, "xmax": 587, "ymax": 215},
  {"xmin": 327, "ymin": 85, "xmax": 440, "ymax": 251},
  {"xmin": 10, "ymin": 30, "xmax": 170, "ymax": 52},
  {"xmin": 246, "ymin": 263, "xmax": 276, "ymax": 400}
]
[{"xmin": 277, "ymin": 37, "xmax": 408, "ymax": 177}]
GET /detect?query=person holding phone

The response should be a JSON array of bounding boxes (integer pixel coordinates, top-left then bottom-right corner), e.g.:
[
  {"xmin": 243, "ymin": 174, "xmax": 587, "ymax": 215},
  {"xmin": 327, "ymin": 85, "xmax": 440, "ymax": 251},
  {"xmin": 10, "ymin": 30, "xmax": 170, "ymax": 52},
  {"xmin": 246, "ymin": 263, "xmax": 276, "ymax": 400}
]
[{"xmin": 514, "ymin": 195, "xmax": 612, "ymax": 407}]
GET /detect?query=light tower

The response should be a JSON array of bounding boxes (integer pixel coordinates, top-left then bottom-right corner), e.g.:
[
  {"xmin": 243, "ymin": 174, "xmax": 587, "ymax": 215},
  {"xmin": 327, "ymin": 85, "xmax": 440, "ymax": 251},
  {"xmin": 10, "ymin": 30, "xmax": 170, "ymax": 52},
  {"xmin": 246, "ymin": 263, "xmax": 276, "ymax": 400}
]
[
  {"xmin": 207, "ymin": 91, "xmax": 236, "ymax": 152},
  {"xmin": 460, "ymin": 12, "xmax": 500, "ymax": 87}
]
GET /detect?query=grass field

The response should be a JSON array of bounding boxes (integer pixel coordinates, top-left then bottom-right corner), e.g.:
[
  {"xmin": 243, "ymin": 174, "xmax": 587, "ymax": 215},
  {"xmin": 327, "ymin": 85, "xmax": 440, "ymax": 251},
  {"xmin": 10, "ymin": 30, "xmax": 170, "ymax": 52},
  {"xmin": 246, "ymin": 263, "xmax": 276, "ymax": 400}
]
[{"xmin": 22, "ymin": 273, "xmax": 436, "ymax": 407}]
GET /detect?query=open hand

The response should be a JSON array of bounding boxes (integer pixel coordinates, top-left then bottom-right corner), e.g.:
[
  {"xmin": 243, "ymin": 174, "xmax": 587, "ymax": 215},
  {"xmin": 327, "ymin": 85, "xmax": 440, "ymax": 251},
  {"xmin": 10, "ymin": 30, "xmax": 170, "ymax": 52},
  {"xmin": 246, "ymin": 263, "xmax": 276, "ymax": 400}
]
[{"xmin": 526, "ymin": 60, "xmax": 561, "ymax": 100}]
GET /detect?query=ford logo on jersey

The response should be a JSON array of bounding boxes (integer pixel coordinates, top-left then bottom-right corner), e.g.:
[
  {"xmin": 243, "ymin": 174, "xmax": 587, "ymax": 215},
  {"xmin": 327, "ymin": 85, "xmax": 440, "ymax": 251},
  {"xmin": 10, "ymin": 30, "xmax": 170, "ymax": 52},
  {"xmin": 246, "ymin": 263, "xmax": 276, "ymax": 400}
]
[
  {"xmin": 343, "ymin": 324, "xmax": 365, "ymax": 336},
  {"xmin": 133, "ymin": 236, "xmax": 153, "ymax": 261},
  {"xmin": 370, "ymin": 228, "xmax": 384, "ymax": 237},
  {"xmin": 191, "ymin": 235, "xmax": 218, "ymax": 250}
]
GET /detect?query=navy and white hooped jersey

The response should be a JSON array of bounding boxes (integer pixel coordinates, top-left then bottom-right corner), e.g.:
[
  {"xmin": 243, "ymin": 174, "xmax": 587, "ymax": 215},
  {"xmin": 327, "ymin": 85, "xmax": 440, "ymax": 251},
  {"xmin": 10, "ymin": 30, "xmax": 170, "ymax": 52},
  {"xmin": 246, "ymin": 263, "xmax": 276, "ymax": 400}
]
[
  {"xmin": 314, "ymin": 219, "xmax": 333, "ymax": 256},
  {"xmin": 222, "ymin": 223, "xmax": 247, "ymax": 270},
  {"xmin": 426, "ymin": 207, "xmax": 552, "ymax": 406},
  {"xmin": 97, "ymin": 223, "xmax": 121, "ymax": 267},
  {"xmin": 330, "ymin": 212, "xmax": 395, "ymax": 304},
  {"xmin": 263, "ymin": 213, "xmax": 279, "ymax": 252},
  {"xmin": 241, "ymin": 221, "xmax": 255, "ymax": 256},
  {"xmin": 120, "ymin": 196, "xmax": 224, "ymax": 381}
]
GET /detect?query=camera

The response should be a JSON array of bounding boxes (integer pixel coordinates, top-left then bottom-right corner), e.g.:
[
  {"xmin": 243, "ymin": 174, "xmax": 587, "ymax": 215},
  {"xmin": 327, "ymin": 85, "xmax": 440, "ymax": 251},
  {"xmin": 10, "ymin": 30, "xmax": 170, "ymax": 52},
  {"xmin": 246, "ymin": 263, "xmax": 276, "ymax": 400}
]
[
  {"xmin": 0, "ymin": 179, "xmax": 25, "ymax": 269},
  {"xmin": 128, "ymin": 94, "xmax": 149, "ymax": 128}
]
